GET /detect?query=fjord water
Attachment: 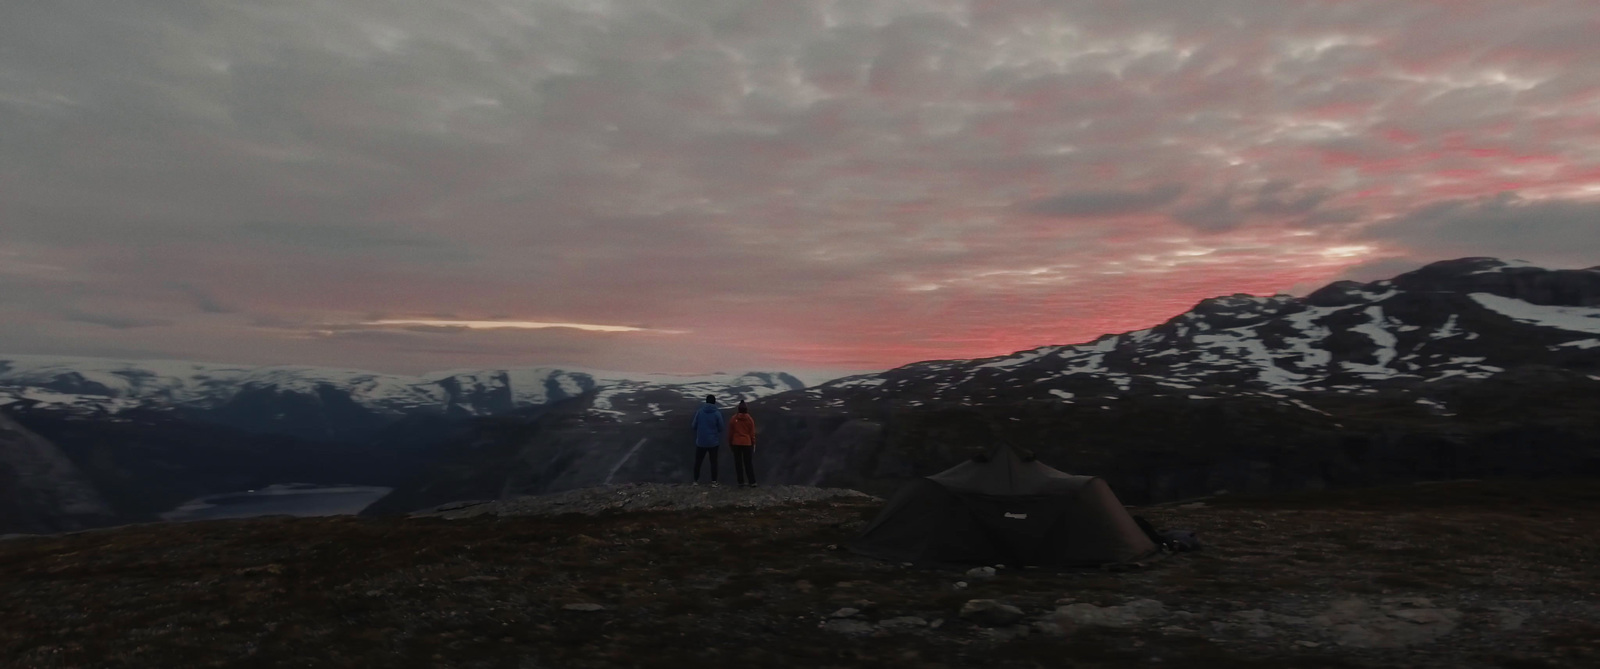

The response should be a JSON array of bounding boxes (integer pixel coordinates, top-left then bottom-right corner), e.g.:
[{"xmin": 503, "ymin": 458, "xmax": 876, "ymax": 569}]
[{"xmin": 160, "ymin": 484, "xmax": 393, "ymax": 522}]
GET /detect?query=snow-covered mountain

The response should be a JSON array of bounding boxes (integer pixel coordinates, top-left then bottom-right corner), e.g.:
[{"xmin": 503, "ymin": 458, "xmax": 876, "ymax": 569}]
[
  {"xmin": 771, "ymin": 257, "xmax": 1600, "ymax": 416},
  {"xmin": 0, "ymin": 357, "xmax": 804, "ymax": 440}
]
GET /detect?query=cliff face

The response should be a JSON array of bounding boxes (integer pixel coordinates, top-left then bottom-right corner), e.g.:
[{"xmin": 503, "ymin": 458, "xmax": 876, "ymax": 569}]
[{"xmin": 0, "ymin": 411, "xmax": 116, "ymax": 534}]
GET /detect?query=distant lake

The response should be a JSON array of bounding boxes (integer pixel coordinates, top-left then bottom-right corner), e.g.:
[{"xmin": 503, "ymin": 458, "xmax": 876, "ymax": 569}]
[{"xmin": 160, "ymin": 484, "xmax": 393, "ymax": 522}]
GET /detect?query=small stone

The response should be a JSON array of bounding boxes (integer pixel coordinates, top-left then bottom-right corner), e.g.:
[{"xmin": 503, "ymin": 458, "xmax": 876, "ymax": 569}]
[
  {"xmin": 900, "ymin": 562, "xmax": 913, "ymax": 567},
  {"xmin": 929, "ymin": 618, "xmax": 945, "ymax": 629},
  {"xmin": 1054, "ymin": 599, "xmax": 1165, "ymax": 628},
  {"xmin": 965, "ymin": 566, "xmax": 997, "ymax": 579},
  {"xmin": 1383, "ymin": 596, "xmax": 1435, "ymax": 608},
  {"xmin": 1294, "ymin": 640, "xmax": 1321, "ymax": 648},
  {"xmin": 993, "ymin": 564, "xmax": 1006, "ymax": 570},
  {"xmin": 1492, "ymin": 608, "xmax": 1527, "ymax": 630},
  {"xmin": 829, "ymin": 608, "xmax": 860, "ymax": 619},
  {"xmin": 821, "ymin": 619, "xmax": 875, "ymax": 635},
  {"xmin": 953, "ymin": 581, "xmax": 968, "ymax": 589},
  {"xmin": 1032, "ymin": 619, "xmax": 1069, "ymax": 636},
  {"xmin": 960, "ymin": 599, "xmax": 1026, "ymax": 627},
  {"xmin": 1160, "ymin": 626, "xmax": 1197, "ymax": 635},
  {"xmin": 456, "ymin": 575, "xmax": 500, "ymax": 583},
  {"xmin": 562, "ymin": 603, "xmax": 605, "ymax": 612},
  {"xmin": 982, "ymin": 624, "xmax": 1031, "ymax": 641},
  {"xmin": 1389, "ymin": 609, "xmax": 1454, "ymax": 625},
  {"xmin": 794, "ymin": 580, "xmax": 814, "ymax": 593},
  {"xmin": 877, "ymin": 616, "xmax": 928, "ymax": 629}
]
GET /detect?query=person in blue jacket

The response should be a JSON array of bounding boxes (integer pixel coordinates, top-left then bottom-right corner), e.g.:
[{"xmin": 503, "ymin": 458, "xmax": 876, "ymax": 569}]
[{"xmin": 690, "ymin": 394, "xmax": 726, "ymax": 486}]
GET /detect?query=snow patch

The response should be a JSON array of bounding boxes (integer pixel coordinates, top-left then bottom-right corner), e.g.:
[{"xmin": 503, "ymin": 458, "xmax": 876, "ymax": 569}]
[
  {"xmin": 978, "ymin": 347, "xmax": 1061, "ymax": 369},
  {"xmin": 831, "ymin": 377, "xmax": 887, "ymax": 388},
  {"xmin": 1191, "ymin": 329, "xmax": 1309, "ymax": 387},
  {"xmin": 1341, "ymin": 306, "xmax": 1400, "ymax": 377},
  {"xmin": 1431, "ymin": 315, "xmax": 1462, "ymax": 339},
  {"xmin": 1470, "ymin": 293, "xmax": 1600, "ymax": 335},
  {"xmin": 1468, "ymin": 259, "xmax": 1540, "ymax": 274}
]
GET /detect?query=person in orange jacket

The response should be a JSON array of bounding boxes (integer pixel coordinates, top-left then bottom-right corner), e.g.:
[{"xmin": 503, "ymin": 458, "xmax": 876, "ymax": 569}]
[{"xmin": 728, "ymin": 399, "xmax": 757, "ymax": 487}]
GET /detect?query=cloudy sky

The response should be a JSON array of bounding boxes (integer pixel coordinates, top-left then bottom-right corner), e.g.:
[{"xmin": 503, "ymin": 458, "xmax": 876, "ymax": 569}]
[{"xmin": 3, "ymin": 0, "xmax": 1600, "ymax": 379}]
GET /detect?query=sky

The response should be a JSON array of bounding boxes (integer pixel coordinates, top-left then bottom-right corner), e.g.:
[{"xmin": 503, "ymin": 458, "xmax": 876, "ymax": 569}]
[{"xmin": 3, "ymin": 0, "xmax": 1600, "ymax": 380}]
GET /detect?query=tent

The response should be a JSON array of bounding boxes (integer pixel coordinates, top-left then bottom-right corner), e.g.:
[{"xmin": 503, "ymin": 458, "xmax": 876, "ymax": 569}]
[{"xmin": 849, "ymin": 446, "xmax": 1157, "ymax": 567}]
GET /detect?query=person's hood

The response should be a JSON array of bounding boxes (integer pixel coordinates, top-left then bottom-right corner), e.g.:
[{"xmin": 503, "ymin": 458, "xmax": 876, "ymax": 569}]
[{"xmin": 697, "ymin": 404, "xmax": 720, "ymax": 414}]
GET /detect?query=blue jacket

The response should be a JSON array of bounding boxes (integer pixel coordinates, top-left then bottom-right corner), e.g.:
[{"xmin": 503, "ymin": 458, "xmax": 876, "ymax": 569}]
[{"xmin": 690, "ymin": 404, "xmax": 725, "ymax": 448}]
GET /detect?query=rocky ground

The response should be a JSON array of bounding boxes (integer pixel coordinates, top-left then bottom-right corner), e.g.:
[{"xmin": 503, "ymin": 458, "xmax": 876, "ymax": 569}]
[
  {"xmin": 2, "ymin": 478, "xmax": 1598, "ymax": 668},
  {"xmin": 414, "ymin": 482, "xmax": 874, "ymax": 519}
]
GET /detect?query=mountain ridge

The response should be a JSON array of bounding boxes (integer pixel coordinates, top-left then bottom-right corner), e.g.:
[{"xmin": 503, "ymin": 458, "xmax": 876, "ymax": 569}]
[{"xmin": 366, "ymin": 257, "xmax": 1600, "ymax": 513}]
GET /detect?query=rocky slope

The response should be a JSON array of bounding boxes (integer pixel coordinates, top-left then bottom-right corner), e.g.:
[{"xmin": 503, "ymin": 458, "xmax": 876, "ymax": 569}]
[
  {"xmin": 0, "ymin": 411, "xmax": 115, "ymax": 534},
  {"xmin": 371, "ymin": 258, "xmax": 1600, "ymax": 512},
  {"xmin": 3, "ymin": 478, "xmax": 1596, "ymax": 668}
]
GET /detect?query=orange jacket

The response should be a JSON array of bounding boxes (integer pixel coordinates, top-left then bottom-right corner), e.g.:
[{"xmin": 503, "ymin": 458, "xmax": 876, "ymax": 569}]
[{"xmin": 729, "ymin": 413, "xmax": 756, "ymax": 446}]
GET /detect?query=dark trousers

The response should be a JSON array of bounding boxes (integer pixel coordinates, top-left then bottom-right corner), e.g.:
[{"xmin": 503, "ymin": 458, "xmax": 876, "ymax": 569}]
[
  {"xmin": 693, "ymin": 447, "xmax": 719, "ymax": 482},
  {"xmin": 730, "ymin": 445, "xmax": 755, "ymax": 485}
]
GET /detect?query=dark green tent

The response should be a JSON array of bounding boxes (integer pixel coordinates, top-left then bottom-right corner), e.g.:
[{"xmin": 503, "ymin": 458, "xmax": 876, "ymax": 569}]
[{"xmin": 849, "ymin": 446, "xmax": 1157, "ymax": 567}]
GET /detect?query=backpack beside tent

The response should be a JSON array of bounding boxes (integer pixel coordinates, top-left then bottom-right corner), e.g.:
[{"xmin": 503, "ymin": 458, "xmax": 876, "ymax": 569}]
[{"xmin": 848, "ymin": 445, "xmax": 1158, "ymax": 567}]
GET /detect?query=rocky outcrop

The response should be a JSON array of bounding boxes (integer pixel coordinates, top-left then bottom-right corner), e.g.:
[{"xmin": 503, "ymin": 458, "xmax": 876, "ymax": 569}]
[{"xmin": 0, "ymin": 411, "xmax": 115, "ymax": 534}]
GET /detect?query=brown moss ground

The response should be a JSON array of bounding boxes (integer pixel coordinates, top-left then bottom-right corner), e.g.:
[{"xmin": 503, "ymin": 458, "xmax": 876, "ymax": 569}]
[{"xmin": 2, "ymin": 479, "xmax": 1598, "ymax": 669}]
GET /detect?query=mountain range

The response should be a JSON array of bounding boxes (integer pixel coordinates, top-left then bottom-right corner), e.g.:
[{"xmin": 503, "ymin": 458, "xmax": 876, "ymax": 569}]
[
  {"xmin": 366, "ymin": 257, "xmax": 1600, "ymax": 512},
  {"xmin": 0, "ymin": 363, "xmax": 801, "ymax": 532},
  {"xmin": 5, "ymin": 257, "xmax": 1599, "ymax": 531},
  {"xmin": 0, "ymin": 359, "xmax": 802, "ymax": 441}
]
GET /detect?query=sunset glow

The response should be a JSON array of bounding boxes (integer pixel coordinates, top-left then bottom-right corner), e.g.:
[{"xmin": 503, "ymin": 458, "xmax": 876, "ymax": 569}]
[
  {"xmin": 3, "ymin": 1, "xmax": 1599, "ymax": 377},
  {"xmin": 362, "ymin": 320, "xmax": 684, "ymax": 334}
]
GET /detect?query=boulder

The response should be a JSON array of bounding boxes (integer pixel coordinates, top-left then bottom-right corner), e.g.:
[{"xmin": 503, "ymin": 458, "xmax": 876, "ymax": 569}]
[
  {"xmin": 1054, "ymin": 599, "xmax": 1166, "ymax": 628},
  {"xmin": 877, "ymin": 616, "xmax": 928, "ymax": 629},
  {"xmin": 960, "ymin": 599, "xmax": 1026, "ymax": 627},
  {"xmin": 820, "ymin": 619, "xmax": 876, "ymax": 635}
]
